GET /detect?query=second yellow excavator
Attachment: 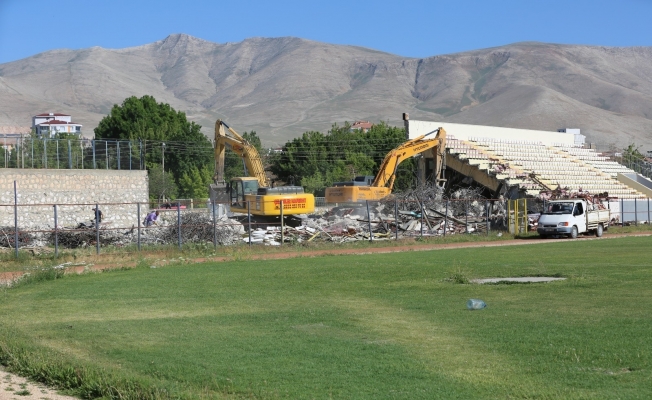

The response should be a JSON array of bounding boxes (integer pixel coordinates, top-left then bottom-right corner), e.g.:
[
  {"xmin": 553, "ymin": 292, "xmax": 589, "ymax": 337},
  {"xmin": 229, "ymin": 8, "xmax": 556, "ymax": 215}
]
[
  {"xmin": 210, "ymin": 120, "xmax": 315, "ymax": 216},
  {"xmin": 324, "ymin": 127, "xmax": 447, "ymax": 203}
]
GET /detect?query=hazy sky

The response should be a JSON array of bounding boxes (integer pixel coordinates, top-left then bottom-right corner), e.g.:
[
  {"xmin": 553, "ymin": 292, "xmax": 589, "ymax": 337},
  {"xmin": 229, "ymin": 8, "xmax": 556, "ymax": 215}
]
[{"xmin": 1, "ymin": 0, "xmax": 651, "ymax": 64}]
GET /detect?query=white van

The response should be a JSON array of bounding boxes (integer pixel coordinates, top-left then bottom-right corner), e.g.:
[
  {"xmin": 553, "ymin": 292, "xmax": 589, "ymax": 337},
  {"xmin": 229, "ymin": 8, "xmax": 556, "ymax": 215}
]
[{"xmin": 537, "ymin": 199, "xmax": 610, "ymax": 239}]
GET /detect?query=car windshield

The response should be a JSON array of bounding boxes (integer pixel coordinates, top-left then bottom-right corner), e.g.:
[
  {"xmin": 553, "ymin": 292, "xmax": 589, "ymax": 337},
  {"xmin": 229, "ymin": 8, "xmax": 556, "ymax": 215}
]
[{"xmin": 543, "ymin": 202, "xmax": 574, "ymax": 214}]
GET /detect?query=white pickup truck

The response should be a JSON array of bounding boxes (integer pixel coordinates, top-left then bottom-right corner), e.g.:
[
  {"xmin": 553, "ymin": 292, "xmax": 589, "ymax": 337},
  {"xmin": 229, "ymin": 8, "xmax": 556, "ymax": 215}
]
[{"xmin": 537, "ymin": 199, "xmax": 610, "ymax": 239}]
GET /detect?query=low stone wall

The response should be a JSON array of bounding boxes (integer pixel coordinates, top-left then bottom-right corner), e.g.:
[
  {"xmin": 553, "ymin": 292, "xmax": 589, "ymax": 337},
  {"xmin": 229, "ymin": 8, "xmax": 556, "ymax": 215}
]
[{"xmin": 0, "ymin": 169, "xmax": 148, "ymax": 229}]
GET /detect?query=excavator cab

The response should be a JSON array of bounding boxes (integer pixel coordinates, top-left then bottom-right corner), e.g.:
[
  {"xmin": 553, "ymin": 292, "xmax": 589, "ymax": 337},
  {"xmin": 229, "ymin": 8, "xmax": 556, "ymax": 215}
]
[{"xmin": 229, "ymin": 177, "xmax": 260, "ymax": 208}]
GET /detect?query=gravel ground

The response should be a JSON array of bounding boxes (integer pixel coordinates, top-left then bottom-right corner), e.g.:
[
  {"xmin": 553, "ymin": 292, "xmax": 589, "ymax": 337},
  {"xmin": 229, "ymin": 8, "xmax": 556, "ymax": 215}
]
[{"xmin": 0, "ymin": 367, "xmax": 79, "ymax": 400}]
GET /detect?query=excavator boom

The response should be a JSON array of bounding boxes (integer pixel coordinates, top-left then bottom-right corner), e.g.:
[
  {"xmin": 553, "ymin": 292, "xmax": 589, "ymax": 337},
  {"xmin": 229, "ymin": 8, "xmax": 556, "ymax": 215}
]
[
  {"xmin": 214, "ymin": 120, "xmax": 270, "ymax": 187},
  {"xmin": 325, "ymin": 128, "xmax": 446, "ymax": 203}
]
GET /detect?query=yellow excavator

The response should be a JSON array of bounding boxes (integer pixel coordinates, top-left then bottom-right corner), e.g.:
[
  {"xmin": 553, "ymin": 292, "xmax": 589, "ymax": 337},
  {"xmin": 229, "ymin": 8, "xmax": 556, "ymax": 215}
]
[
  {"xmin": 210, "ymin": 120, "xmax": 315, "ymax": 216},
  {"xmin": 324, "ymin": 127, "xmax": 447, "ymax": 203}
]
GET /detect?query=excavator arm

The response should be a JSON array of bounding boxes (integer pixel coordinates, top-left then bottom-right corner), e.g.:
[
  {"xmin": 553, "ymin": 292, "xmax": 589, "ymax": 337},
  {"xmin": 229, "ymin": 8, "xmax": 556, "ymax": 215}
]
[
  {"xmin": 214, "ymin": 120, "xmax": 270, "ymax": 187},
  {"xmin": 372, "ymin": 127, "xmax": 447, "ymax": 189}
]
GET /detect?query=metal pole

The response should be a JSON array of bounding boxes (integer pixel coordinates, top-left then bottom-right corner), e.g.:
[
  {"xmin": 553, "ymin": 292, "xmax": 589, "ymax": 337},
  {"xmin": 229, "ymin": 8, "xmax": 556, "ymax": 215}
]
[
  {"xmin": 444, "ymin": 200, "xmax": 449, "ymax": 237},
  {"xmin": 420, "ymin": 201, "xmax": 424, "ymax": 238},
  {"xmin": 635, "ymin": 198, "xmax": 638, "ymax": 226},
  {"xmin": 486, "ymin": 200, "xmax": 490, "ymax": 236},
  {"xmin": 648, "ymin": 198, "xmax": 650, "ymax": 224},
  {"xmin": 280, "ymin": 200, "xmax": 284, "ymax": 246},
  {"xmin": 465, "ymin": 200, "xmax": 469, "ymax": 234},
  {"xmin": 366, "ymin": 200, "xmax": 373, "ymax": 242},
  {"xmin": 129, "ymin": 142, "xmax": 132, "ymax": 170},
  {"xmin": 117, "ymin": 141, "xmax": 121, "ymax": 170},
  {"xmin": 44, "ymin": 138, "xmax": 47, "ymax": 168},
  {"xmin": 14, "ymin": 181, "xmax": 18, "ymax": 258},
  {"xmin": 68, "ymin": 139, "xmax": 72, "ymax": 169},
  {"xmin": 95, "ymin": 203, "xmax": 100, "ymax": 255},
  {"xmin": 92, "ymin": 140, "xmax": 96, "ymax": 169},
  {"xmin": 54, "ymin": 205, "xmax": 59, "ymax": 257},
  {"xmin": 56, "ymin": 139, "xmax": 59, "ymax": 169},
  {"xmin": 395, "ymin": 199, "xmax": 399, "ymax": 241},
  {"xmin": 31, "ymin": 138, "xmax": 34, "ymax": 168},
  {"xmin": 212, "ymin": 200, "xmax": 217, "ymax": 249},
  {"xmin": 177, "ymin": 204, "xmax": 182, "ymax": 250},
  {"xmin": 247, "ymin": 201, "xmax": 252, "ymax": 246},
  {"xmin": 105, "ymin": 141, "xmax": 108, "ymax": 169},
  {"xmin": 137, "ymin": 203, "xmax": 141, "ymax": 251},
  {"xmin": 621, "ymin": 198, "xmax": 624, "ymax": 227}
]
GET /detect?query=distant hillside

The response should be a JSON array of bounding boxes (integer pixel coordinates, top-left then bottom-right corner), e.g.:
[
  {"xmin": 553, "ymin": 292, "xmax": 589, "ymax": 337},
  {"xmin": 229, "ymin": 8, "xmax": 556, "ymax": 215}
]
[{"xmin": 1, "ymin": 34, "xmax": 651, "ymax": 149}]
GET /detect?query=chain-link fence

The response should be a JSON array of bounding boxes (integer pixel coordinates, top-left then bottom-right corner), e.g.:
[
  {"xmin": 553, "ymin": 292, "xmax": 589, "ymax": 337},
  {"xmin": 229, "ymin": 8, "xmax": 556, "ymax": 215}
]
[{"xmin": 0, "ymin": 195, "xmax": 511, "ymax": 257}]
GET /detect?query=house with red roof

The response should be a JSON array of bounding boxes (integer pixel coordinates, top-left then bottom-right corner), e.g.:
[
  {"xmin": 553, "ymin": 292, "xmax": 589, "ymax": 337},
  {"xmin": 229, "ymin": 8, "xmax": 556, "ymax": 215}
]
[
  {"xmin": 32, "ymin": 113, "xmax": 82, "ymax": 138},
  {"xmin": 350, "ymin": 121, "xmax": 373, "ymax": 133}
]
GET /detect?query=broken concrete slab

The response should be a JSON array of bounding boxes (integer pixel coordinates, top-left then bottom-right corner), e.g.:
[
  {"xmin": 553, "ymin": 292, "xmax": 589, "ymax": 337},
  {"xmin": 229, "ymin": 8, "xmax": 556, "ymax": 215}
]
[{"xmin": 471, "ymin": 277, "xmax": 566, "ymax": 284}]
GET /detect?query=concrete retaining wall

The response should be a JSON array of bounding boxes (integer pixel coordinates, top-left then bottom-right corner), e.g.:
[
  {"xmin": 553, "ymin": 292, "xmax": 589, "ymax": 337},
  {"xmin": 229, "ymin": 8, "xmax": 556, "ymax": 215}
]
[{"xmin": 0, "ymin": 169, "xmax": 148, "ymax": 229}]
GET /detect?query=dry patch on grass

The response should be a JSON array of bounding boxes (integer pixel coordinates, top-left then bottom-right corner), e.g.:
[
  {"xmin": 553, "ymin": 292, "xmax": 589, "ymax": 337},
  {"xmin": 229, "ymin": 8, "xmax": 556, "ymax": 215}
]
[{"xmin": 0, "ymin": 367, "xmax": 79, "ymax": 400}]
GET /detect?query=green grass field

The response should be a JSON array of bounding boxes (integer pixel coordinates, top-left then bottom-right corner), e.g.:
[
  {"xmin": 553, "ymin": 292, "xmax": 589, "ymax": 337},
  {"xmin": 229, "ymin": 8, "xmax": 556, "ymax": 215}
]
[{"xmin": 1, "ymin": 236, "xmax": 651, "ymax": 399}]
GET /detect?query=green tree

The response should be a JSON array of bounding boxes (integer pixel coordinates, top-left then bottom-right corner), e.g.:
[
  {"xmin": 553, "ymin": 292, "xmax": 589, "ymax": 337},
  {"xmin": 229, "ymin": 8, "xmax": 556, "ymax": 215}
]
[
  {"xmin": 148, "ymin": 165, "xmax": 178, "ymax": 201},
  {"xmin": 94, "ymin": 95, "xmax": 213, "ymax": 197},
  {"xmin": 178, "ymin": 165, "xmax": 213, "ymax": 199},
  {"xmin": 269, "ymin": 121, "xmax": 416, "ymax": 194}
]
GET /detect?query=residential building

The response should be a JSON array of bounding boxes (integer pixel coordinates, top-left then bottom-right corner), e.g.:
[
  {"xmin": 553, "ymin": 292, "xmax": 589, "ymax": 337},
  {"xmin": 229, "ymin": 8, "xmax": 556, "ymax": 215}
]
[{"xmin": 32, "ymin": 113, "xmax": 82, "ymax": 138}]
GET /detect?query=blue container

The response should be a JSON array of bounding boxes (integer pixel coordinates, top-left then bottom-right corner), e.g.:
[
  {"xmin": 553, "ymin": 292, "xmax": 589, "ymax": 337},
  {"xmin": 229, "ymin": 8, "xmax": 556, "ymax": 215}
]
[{"xmin": 467, "ymin": 299, "xmax": 487, "ymax": 310}]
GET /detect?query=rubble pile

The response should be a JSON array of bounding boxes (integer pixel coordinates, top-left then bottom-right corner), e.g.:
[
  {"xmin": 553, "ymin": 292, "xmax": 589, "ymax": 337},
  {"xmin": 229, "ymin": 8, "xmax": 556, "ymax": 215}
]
[
  {"xmin": 160, "ymin": 212, "xmax": 244, "ymax": 245},
  {"xmin": 49, "ymin": 226, "xmax": 127, "ymax": 248},
  {"xmin": 0, "ymin": 226, "xmax": 34, "ymax": 248}
]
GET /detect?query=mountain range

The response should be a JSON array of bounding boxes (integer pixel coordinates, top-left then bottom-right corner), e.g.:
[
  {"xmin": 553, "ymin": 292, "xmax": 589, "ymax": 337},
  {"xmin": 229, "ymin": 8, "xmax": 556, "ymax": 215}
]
[{"xmin": 1, "ymin": 34, "xmax": 651, "ymax": 149}]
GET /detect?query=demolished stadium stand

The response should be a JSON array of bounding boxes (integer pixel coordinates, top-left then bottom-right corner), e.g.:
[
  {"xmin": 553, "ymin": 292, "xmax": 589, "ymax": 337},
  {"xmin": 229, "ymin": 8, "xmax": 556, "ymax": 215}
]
[{"xmin": 404, "ymin": 115, "xmax": 650, "ymax": 199}]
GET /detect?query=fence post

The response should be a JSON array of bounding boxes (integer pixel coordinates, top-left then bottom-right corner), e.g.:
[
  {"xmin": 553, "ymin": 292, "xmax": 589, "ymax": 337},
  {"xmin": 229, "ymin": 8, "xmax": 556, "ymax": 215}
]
[
  {"xmin": 280, "ymin": 200, "xmax": 284, "ymax": 246},
  {"xmin": 68, "ymin": 140, "xmax": 72, "ymax": 169},
  {"xmin": 635, "ymin": 198, "xmax": 638, "ymax": 226},
  {"xmin": 105, "ymin": 141, "xmax": 108, "ymax": 169},
  {"xmin": 465, "ymin": 200, "xmax": 469, "ymax": 234},
  {"xmin": 395, "ymin": 199, "xmax": 399, "ymax": 241},
  {"xmin": 95, "ymin": 203, "xmax": 100, "ymax": 255},
  {"xmin": 444, "ymin": 200, "xmax": 449, "ymax": 237},
  {"xmin": 117, "ymin": 142, "xmax": 121, "ymax": 170},
  {"xmin": 621, "ymin": 198, "xmax": 624, "ymax": 227},
  {"xmin": 366, "ymin": 200, "xmax": 373, "ymax": 242},
  {"xmin": 648, "ymin": 198, "xmax": 650, "ymax": 224},
  {"xmin": 44, "ymin": 138, "xmax": 48, "ymax": 169},
  {"xmin": 137, "ymin": 203, "xmax": 141, "ymax": 251},
  {"xmin": 14, "ymin": 181, "xmax": 18, "ymax": 259},
  {"xmin": 212, "ymin": 200, "xmax": 217, "ymax": 249},
  {"xmin": 419, "ymin": 200, "xmax": 424, "ymax": 238},
  {"xmin": 129, "ymin": 141, "xmax": 132, "ymax": 170},
  {"xmin": 177, "ymin": 204, "xmax": 182, "ymax": 250},
  {"xmin": 247, "ymin": 201, "xmax": 252, "ymax": 247},
  {"xmin": 92, "ymin": 140, "xmax": 96, "ymax": 169},
  {"xmin": 31, "ymin": 138, "xmax": 34, "ymax": 168},
  {"xmin": 54, "ymin": 205, "xmax": 59, "ymax": 258},
  {"xmin": 486, "ymin": 200, "xmax": 490, "ymax": 236},
  {"xmin": 56, "ymin": 140, "xmax": 59, "ymax": 169}
]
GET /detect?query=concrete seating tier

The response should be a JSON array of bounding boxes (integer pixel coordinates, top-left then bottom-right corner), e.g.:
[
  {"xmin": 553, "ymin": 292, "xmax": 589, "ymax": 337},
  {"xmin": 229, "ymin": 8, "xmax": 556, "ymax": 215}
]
[{"xmin": 445, "ymin": 136, "xmax": 645, "ymax": 199}]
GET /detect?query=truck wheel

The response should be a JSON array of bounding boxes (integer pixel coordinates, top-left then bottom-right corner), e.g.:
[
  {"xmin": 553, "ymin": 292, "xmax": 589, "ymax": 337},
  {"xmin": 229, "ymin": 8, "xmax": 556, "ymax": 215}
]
[
  {"xmin": 569, "ymin": 226, "xmax": 578, "ymax": 239},
  {"xmin": 596, "ymin": 224, "xmax": 603, "ymax": 237}
]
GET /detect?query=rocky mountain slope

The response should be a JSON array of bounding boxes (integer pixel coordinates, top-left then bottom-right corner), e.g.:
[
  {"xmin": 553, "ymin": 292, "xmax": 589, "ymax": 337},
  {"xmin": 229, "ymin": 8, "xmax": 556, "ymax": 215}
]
[{"xmin": 1, "ymin": 34, "xmax": 651, "ymax": 149}]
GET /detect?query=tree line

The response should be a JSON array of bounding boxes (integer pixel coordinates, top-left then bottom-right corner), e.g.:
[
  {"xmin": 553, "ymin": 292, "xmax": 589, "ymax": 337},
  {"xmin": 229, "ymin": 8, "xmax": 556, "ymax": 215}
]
[{"xmin": 91, "ymin": 95, "xmax": 419, "ymax": 200}]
